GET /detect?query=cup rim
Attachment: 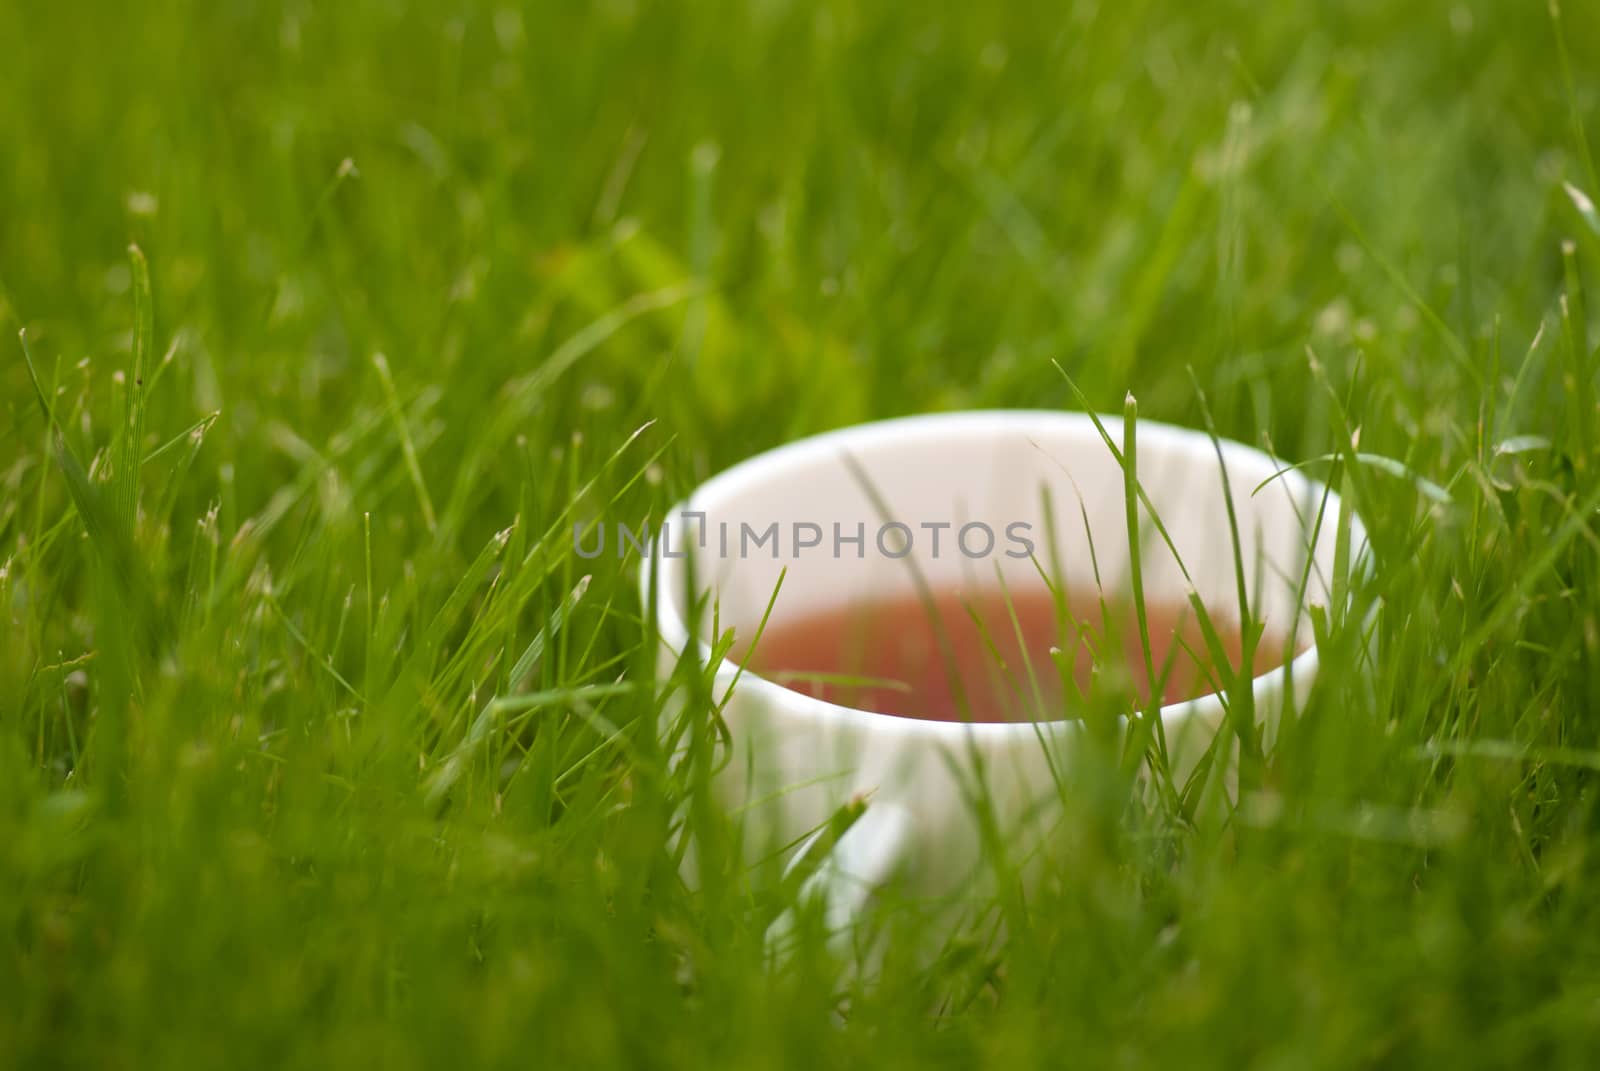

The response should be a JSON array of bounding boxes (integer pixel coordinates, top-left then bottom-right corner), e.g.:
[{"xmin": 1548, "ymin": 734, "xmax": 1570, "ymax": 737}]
[{"xmin": 642, "ymin": 408, "xmax": 1353, "ymax": 743}]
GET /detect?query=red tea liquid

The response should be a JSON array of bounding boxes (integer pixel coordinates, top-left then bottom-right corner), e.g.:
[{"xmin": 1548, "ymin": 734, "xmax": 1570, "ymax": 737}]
[{"xmin": 741, "ymin": 587, "xmax": 1290, "ymax": 723}]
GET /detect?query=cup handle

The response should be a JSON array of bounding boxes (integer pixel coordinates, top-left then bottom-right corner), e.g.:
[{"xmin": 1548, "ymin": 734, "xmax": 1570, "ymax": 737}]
[{"xmin": 765, "ymin": 799, "xmax": 915, "ymax": 962}]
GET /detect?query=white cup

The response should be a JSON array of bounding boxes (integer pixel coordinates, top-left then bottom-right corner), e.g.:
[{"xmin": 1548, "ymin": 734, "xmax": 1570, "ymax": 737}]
[{"xmin": 643, "ymin": 410, "xmax": 1362, "ymax": 938}]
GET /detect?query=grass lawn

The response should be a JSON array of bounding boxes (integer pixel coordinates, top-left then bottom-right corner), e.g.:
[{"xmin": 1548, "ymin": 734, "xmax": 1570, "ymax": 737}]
[{"xmin": 5, "ymin": 0, "xmax": 1600, "ymax": 1065}]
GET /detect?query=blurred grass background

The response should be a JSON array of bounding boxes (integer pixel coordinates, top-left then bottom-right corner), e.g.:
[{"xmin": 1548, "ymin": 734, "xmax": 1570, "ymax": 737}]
[{"xmin": 4, "ymin": 0, "xmax": 1600, "ymax": 1065}]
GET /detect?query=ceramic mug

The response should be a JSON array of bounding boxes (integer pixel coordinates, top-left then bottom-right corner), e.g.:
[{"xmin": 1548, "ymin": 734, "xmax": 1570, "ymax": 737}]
[{"xmin": 643, "ymin": 410, "xmax": 1362, "ymax": 936}]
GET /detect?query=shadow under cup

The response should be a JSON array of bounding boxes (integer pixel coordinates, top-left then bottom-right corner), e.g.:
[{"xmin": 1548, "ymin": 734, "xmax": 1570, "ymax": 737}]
[{"xmin": 648, "ymin": 411, "xmax": 1356, "ymax": 895}]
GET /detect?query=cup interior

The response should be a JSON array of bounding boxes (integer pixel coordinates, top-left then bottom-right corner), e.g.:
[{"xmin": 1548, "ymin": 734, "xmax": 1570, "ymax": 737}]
[{"xmin": 654, "ymin": 411, "xmax": 1352, "ymax": 711}]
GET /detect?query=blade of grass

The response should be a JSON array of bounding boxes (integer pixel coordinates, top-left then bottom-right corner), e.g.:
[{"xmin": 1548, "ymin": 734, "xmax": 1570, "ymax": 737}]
[
  {"xmin": 1118, "ymin": 393, "xmax": 1176, "ymax": 796},
  {"xmin": 370, "ymin": 351, "xmax": 438, "ymax": 534},
  {"xmin": 116, "ymin": 244, "xmax": 153, "ymax": 538},
  {"xmin": 1186, "ymin": 368, "xmax": 1262, "ymax": 783}
]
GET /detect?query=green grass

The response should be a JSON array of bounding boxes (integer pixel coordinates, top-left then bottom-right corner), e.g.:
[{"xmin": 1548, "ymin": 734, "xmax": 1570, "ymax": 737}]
[{"xmin": 5, "ymin": 0, "xmax": 1600, "ymax": 1064}]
